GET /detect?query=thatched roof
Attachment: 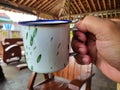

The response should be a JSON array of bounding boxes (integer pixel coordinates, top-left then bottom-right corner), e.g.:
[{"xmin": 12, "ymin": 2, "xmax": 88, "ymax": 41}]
[{"xmin": 0, "ymin": 0, "xmax": 120, "ymax": 19}]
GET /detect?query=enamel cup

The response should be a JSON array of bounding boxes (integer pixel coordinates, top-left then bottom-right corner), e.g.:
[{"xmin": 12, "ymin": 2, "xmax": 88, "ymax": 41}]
[{"xmin": 19, "ymin": 20, "xmax": 70, "ymax": 73}]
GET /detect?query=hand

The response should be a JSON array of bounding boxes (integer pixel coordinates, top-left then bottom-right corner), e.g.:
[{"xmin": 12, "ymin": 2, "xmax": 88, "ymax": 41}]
[{"xmin": 71, "ymin": 15, "xmax": 120, "ymax": 82}]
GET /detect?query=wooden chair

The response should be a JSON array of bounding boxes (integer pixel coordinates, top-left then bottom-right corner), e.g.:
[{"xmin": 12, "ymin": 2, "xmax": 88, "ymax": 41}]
[
  {"xmin": 0, "ymin": 38, "xmax": 23, "ymax": 64},
  {"xmin": 27, "ymin": 56, "xmax": 94, "ymax": 90}
]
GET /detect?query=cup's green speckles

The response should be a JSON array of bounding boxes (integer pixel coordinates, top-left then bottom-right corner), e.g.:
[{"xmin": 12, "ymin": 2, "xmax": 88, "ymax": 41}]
[
  {"xmin": 50, "ymin": 37, "xmax": 53, "ymax": 41},
  {"xmin": 37, "ymin": 54, "xmax": 42, "ymax": 63},
  {"xmin": 31, "ymin": 65, "xmax": 33, "ymax": 71},
  {"xmin": 33, "ymin": 46, "xmax": 36, "ymax": 50},
  {"xmin": 57, "ymin": 43, "xmax": 61, "ymax": 49},
  {"xmin": 26, "ymin": 32, "xmax": 28, "ymax": 40},
  {"xmin": 51, "ymin": 67, "xmax": 53, "ymax": 69},
  {"xmin": 33, "ymin": 27, "xmax": 37, "ymax": 38},
  {"xmin": 56, "ymin": 51, "xmax": 59, "ymax": 56},
  {"xmin": 30, "ymin": 36, "xmax": 34, "ymax": 46}
]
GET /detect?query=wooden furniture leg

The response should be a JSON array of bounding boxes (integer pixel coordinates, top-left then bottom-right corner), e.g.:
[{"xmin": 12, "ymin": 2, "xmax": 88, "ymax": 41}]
[
  {"xmin": 16, "ymin": 63, "xmax": 28, "ymax": 70},
  {"xmin": 27, "ymin": 72, "xmax": 37, "ymax": 90}
]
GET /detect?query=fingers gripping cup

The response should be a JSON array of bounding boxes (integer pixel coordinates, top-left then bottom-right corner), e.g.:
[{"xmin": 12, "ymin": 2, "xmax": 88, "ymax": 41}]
[{"xmin": 19, "ymin": 20, "xmax": 71, "ymax": 73}]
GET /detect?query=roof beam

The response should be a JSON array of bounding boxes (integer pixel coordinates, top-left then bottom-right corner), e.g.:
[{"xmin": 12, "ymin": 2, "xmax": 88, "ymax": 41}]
[
  {"xmin": 36, "ymin": 0, "xmax": 48, "ymax": 9},
  {"xmin": 18, "ymin": 0, "xmax": 24, "ymax": 4},
  {"xmin": 0, "ymin": 0, "xmax": 34, "ymax": 14},
  {"xmin": 85, "ymin": 0, "xmax": 92, "ymax": 12},
  {"xmin": 108, "ymin": 0, "xmax": 111, "ymax": 9},
  {"xmin": 97, "ymin": 0, "xmax": 101, "ymax": 10},
  {"xmin": 60, "ymin": 9, "xmax": 120, "ymax": 19},
  {"xmin": 27, "ymin": 0, "xmax": 37, "ymax": 7},
  {"xmin": 71, "ymin": 1, "xmax": 79, "ymax": 14},
  {"xmin": 102, "ymin": 0, "xmax": 106, "ymax": 10},
  {"xmin": 58, "ymin": 0, "xmax": 66, "ymax": 17},
  {"xmin": 73, "ymin": 0, "xmax": 82, "ymax": 13},
  {"xmin": 13, "ymin": 0, "xmax": 17, "ymax": 2},
  {"xmin": 0, "ymin": 0, "xmax": 55, "ymax": 18},
  {"xmin": 91, "ymin": 0, "xmax": 97, "ymax": 11},
  {"xmin": 23, "ymin": 0, "xmax": 30, "ymax": 6},
  {"xmin": 78, "ymin": 0, "xmax": 86, "ymax": 12},
  {"xmin": 44, "ymin": 0, "xmax": 59, "ymax": 12},
  {"xmin": 32, "ymin": 0, "xmax": 42, "ymax": 8},
  {"xmin": 39, "ymin": 0, "xmax": 54, "ymax": 10},
  {"xmin": 113, "ymin": 0, "xmax": 116, "ymax": 9}
]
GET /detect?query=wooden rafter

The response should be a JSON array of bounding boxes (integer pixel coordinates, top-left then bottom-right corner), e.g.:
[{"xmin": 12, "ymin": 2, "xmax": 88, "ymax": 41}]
[
  {"xmin": 18, "ymin": 0, "xmax": 24, "ymax": 5},
  {"xmin": 13, "ymin": 0, "xmax": 17, "ymax": 2},
  {"xmin": 23, "ymin": 0, "xmax": 30, "ymax": 6},
  {"xmin": 0, "ymin": 0, "xmax": 120, "ymax": 19},
  {"xmin": 78, "ymin": 0, "xmax": 86, "ymax": 12},
  {"xmin": 113, "ymin": 0, "xmax": 116, "ymax": 9},
  {"xmin": 97, "ymin": 0, "xmax": 101, "ymax": 10},
  {"xmin": 108, "ymin": 0, "xmax": 111, "ymax": 9},
  {"xmin": 32, "ymin": 0, "xmax": 42, "ymax": 8},
  {"xmin": 27, "ymin": 0, "xmax": 37, "ymax": 7},
  {"xmin": 0, "ymin": 0, "xmax": 55, "ymax": 18},
  {"xmin": 60, "ymin": 9, "xmax": 120, "ymax": 19},
  {"xmin": 39, "ymin": 0, "xmax": 54, "ymax": 10},
  {"xmin": 73, "ymin": 0, "xmax": 82, "ymax": 13},
  {"xmin": 91, "ymin": 0, "xmax": 97, "ymax": 11},
  {"xmin": 0, "ymin": 0, "xmax": 34, "ymax": 14},
  {"xmin": 5, "ymin": 0, "xmax": 18, "ymax": 7},
  {"xmin": 63, "ymin": 6, "xmax": 68, "ymax": 16},
  {"xmin": 63, "ymin": 1, "xmax": 69, "ymax": 16},
  {"xmin": 85, "ymin": 0, "xmax": 92, "ymax": 12},
  {"xmin": 71, "ymin": 1, "xmax": 79, "ymax": 14},
  {"xmin": 58, "ymin": 0, "xmax": 66, "ymax": 17},
  {"xmin": 102, "ymin": 0, "xmax": 106, "ymax": 10},
  {"xmin": 36, "ymin": 0, "xmax": 48, "ymax": 9},
  {"xmin": 44, "ymin": 0, "xmax": 59, "ymax": 12}
]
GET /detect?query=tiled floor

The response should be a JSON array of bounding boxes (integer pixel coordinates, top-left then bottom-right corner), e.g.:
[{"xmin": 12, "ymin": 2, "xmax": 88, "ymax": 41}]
[{"xmin": 0, "ymin": 59, "xmax": 116, "ymax": 90}]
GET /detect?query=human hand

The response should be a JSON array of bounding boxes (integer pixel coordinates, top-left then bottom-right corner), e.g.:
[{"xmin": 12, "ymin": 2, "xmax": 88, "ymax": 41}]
[{"xmin": 71, "ymin": 15, "xmax": 120, "ymax": 82}]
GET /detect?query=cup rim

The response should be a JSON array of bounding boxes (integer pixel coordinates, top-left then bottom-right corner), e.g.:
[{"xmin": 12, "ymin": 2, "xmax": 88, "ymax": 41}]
[{"xmin": 18, "ymin": 20, "xmax": 71, "ymax": 26}]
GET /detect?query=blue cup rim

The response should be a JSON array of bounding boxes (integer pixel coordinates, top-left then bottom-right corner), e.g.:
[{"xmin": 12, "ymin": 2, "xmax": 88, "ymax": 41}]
[{"xmin": 18, "ymin": 20, "xmax": 71, "ymax": 26}]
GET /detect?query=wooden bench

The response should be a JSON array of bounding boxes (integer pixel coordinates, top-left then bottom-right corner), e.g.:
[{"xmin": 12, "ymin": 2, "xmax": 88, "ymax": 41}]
[{"xmin": 0, "ymin": 38, "xmax": 23, "ymax": 64}]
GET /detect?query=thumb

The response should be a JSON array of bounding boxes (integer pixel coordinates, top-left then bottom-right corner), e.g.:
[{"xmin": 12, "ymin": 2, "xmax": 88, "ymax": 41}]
[{"xmin": 76, "ymin": 15, "xmax": 112, "ymax": 35}]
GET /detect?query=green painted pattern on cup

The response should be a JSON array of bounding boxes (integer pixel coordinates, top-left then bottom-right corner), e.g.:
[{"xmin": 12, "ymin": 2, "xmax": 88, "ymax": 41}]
[
  {"xmin": 26, "ymin": 32, "xmax": 28, "ymax": 40},
  {"xmin": 31, "ymin": 65, "xmax": 33, "ymax": 71},
  {"xmin": 57, "ymin": 43, "xmax": 61, "ymax": 49},
  {"xmin": 50, "ymin": 37, "xmax": 53, "ymax": 41},
  {"xmin": 30, "ymin": 36, "xmax": 34, "ymax": 46},
  {"xmin": 33, "ymin": 27, "xmax": 37, "ymax": 38},
  {"xmin": 33, "ymin": 46, "xmax": 36, "ymax": 50},
  {"xmin": 37, "ymin": 54, "xmax": 42, "ymax": 63}
]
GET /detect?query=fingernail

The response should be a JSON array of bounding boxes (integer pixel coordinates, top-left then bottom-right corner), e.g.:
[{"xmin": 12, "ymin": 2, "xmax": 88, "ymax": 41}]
[
  {"xmin": 82, "ymin": 57, "xmax": 91, "ymax": 64},
  {"xmin": 78, "ymin": 48, "xmax": 85, "ymax": 54},
  {"xmin": 78, "ymin": 37, "xmax": 85, "ymax": 43}
]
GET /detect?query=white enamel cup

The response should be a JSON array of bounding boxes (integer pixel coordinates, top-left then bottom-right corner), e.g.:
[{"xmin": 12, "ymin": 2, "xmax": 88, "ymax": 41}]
[{"xmin": 19, "ymin": 20, "xmax": 71, "ymax": 73}]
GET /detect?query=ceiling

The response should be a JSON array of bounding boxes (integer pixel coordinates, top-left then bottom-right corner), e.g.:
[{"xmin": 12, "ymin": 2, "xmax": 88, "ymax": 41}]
[{"xmin": 0, "ymin": 0, "xmax": 120, "ymax": 19}]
